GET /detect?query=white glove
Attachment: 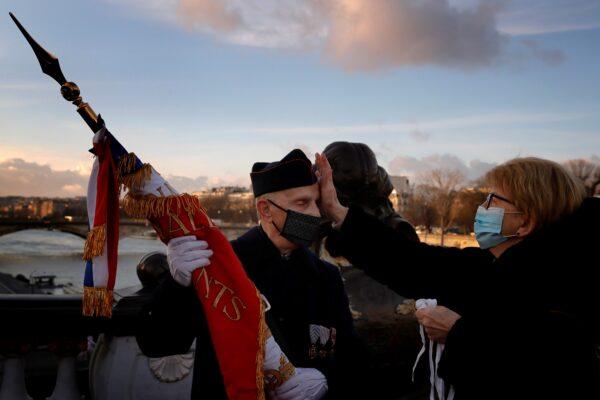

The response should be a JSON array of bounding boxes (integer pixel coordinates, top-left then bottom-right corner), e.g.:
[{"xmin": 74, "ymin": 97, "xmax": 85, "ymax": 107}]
[
  {"xmin": 264, "ymin": 336, "xmax": 328, "ymax": 400},
  {"xmin": 167, "ymin": 235, "xmax": 212, "ymax": 287},
  {"xmin": 274, "ymin": 367, "xmax": 328, "ymax": 400}
]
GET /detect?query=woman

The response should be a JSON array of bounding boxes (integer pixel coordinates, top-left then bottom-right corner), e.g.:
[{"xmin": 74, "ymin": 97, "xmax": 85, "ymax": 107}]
[{"xmin": 315, "ymin": 155, "xmax": 599, "ymax": 399}]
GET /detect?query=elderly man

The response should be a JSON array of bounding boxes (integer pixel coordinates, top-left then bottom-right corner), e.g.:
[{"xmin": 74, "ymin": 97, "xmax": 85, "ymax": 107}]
[{"xmin": 137, "ymin": 149, "xmax": 365, "ymax": 399}]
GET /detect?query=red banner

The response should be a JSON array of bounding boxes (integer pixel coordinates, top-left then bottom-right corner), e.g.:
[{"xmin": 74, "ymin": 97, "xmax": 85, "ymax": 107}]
[{"xmin": 126, "ymin": 194, "xmax": 266, "ymax": 400}]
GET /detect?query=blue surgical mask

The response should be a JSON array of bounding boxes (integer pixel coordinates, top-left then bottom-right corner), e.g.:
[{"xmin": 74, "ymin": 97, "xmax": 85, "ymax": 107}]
[{"xmin": 474, "ymin": 206, "xmax": 511, "ymax": 249}]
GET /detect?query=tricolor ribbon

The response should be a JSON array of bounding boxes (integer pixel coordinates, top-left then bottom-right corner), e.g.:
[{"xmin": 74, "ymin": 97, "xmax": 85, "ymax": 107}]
[{"xmin": 82, "ymin": 128, "xmax": 120, "ymax": 317}]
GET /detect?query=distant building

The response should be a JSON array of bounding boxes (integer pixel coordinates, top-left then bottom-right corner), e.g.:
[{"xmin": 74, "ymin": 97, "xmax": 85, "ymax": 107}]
[
  {"xmin": 193, "ymin": 186, "xmax": 252, "ymax": 198},
  {"xmin": 0, "ymin": 196, "xmax": 87, "ymax": 220},
  {"xmin": 40, "ymin": 200, "xmax": 54, "ymax": 218},
  {"xmin": 27, "ymin": 201, "xmax": 39, "ymax": 218},
  {"xmin": 389, "ymin": 175, "xmax": 411, "ymax": 213},
  {"xmin": 190, "ymin": 186, "xmax": 255, "ymax": 223}
]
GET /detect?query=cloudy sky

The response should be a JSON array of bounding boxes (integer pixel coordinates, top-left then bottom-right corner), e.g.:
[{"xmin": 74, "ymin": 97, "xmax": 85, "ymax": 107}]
[{"xmin": 1, "ymin": 0, "xmax": 599, "ymax": 196}]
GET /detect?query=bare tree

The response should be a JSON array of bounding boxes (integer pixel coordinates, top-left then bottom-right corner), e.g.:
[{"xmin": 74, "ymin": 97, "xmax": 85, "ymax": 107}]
[
  {"xmin": 419, "ymin": 169, "xmax": 465, "ymax": 245},
  {"xmin": 564, "ymin": 159, "xmax": 600, "ymax": 196},
  {"xmin": 452, "ymin": 188, "xmax": 487, "ymax": 234},
  {"xmin": 404, "ymin": 186, "xmax": 438, "ymax": 234},
  {"xmin": 199, "ymin": 194, "xmax": 257, "ymax": 223}
]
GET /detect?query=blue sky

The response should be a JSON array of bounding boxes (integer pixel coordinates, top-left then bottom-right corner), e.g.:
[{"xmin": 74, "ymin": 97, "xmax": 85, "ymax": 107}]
[{"xmin": 1, "ymin": 0, "xmax": 599, "ymax": 196}]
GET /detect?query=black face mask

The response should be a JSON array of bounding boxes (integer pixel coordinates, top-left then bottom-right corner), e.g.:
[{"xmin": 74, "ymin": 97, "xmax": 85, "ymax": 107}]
[{"xmin": 268, "ymin": 200, "xmax": 323, "ymax": 247}]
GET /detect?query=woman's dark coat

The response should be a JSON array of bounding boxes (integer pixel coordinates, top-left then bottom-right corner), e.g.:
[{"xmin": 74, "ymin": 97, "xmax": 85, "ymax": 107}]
[{"xmin": 326, "ymin": 197, "xmax": 600, "ymax": 399}]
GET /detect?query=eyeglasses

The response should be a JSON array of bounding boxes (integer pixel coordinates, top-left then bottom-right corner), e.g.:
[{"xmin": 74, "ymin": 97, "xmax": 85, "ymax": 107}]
[{"xmin": 483, "ymin": 192, "xmax": 515, "ymax": 210}]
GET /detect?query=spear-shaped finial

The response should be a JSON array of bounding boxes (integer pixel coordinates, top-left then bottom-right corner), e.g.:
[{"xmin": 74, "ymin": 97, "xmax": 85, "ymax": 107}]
[
  {"xmin": 9, "ymin": 12, "xmax": 101, "ymax": 132},
  {"xmin": 9, "ymin": 12, "xmax": 67, "ymax": 85}
]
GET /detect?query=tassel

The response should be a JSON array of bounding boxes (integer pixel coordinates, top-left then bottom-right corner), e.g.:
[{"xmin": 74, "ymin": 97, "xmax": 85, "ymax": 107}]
[
  {"xmin": 122, "ymin": 193, "xmax": 205, "ymax": 219},
  {"xmin": 117, "ymin": 152, "xmax": 153, "ymax": 190},
  {"xmin": 82, "ymin": 225, "xmax": 106, "ymax": 261},
  {"xmin": 118, "ymin": 152, "xmax": 138, "ymax": 176},
  {"xmin": 82, "ymin": 287, "xmax": 113, "ymax": 317},
  {"xmin": 121, "ymin": 163, "xmax": 153, "ymax": 190}
]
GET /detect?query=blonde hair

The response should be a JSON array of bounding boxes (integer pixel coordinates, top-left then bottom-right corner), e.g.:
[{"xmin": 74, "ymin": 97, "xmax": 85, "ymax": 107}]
[{"xmin": 485, "ymin": 157, "xmax": 586, "ymax": 230}]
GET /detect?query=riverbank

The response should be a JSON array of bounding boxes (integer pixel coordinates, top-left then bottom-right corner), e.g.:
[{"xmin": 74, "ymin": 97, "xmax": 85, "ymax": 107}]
[
  {"xmin": 0, "ymin": 230, "xmax": 166, "ymax": 290},
  {"xmin": 418, "ymin": 232, "xmax": 478, "ymax": 248}
]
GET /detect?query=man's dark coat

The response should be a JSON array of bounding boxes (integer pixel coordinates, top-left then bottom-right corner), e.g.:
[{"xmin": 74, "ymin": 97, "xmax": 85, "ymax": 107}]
[{"xmin": 137, "ymin": 226, "xmax": 365, "ymax": 399}]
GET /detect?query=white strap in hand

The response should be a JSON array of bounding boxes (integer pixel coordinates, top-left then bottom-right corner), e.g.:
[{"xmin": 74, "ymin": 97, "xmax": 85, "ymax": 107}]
[
  {"xmin": 412, "ymin": 299, "xmax": 455, "ymax": 400},
  {"xmin": 167, "ymin": 236, "xmax": 212, "ymax": 287}
]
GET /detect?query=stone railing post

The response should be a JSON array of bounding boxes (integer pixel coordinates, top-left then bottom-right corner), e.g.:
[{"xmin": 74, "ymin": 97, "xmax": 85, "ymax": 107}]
[
  {"xmin": 48, "ymin": 356, "xmax": 81, "ymax": 400},
  {"xmin": 0, "ymin": 357, "xmax": 31, "ymax": 400}
]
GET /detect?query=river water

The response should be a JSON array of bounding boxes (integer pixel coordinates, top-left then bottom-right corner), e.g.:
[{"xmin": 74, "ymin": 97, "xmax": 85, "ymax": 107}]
[{"xmin": 0, "ymin": 230, "xmax": 168, "ymax": 291}]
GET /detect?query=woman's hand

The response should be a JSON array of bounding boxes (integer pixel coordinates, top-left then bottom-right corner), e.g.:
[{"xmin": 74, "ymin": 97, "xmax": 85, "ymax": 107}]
[
  {"xmin": 415, "ymin": 306, "xmax": 461, "ymax": 344},
  {"xmin": 314, "ymin": 153, "xmax": 348, "ymax": 226}
]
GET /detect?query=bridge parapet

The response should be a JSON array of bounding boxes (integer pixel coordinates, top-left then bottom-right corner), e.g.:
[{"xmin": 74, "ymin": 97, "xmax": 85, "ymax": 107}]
[
  {"xmin": 0, "ymin": 220, "xmax": 252, "ymax": 240},
  {"xmin": 0, "ymin": 219, "xmax": 151, "ymax": 239}
]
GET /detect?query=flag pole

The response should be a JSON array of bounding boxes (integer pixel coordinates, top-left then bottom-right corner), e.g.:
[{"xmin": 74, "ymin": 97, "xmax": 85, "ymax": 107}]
[
  {"xmin": 9, "ymin": 12, "xmax": 102, "ymax": 132},
  {"xmin": 9, "ymin": 14, "xmax": 271, "ymax": 397}
]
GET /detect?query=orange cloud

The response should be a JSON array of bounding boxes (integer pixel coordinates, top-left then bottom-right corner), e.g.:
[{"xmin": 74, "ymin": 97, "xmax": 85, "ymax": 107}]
[{"xmin": 114, "ymin": 0, "xmax": 566, "ymax": 70}]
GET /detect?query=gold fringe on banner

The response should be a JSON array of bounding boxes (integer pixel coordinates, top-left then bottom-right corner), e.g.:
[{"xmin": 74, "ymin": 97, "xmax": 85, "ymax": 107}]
[
  {"xmin": 122, "ymin": 193, "xmax": 203, "ymax": 219},
  {"xmin": 82, "ymin": 224, "xmax": 106, "ymax": 261},
  {"xmin": 82, "ymin": 286, "xmax": 113, "ymax": 317},
  {"xmin": 256, "ymin": 292, "xmax": 267, "ymax": 400},
  {"xmin": 118, "ymin": 152, "xmax": 138, "ymax": 176},
  {"xmin": 117, "ymin": 152, "xmax": 153, "ymax": 190},
  {"xmin": 121, "ymin": 164, "xmax": 153, "ymax": 190}
]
